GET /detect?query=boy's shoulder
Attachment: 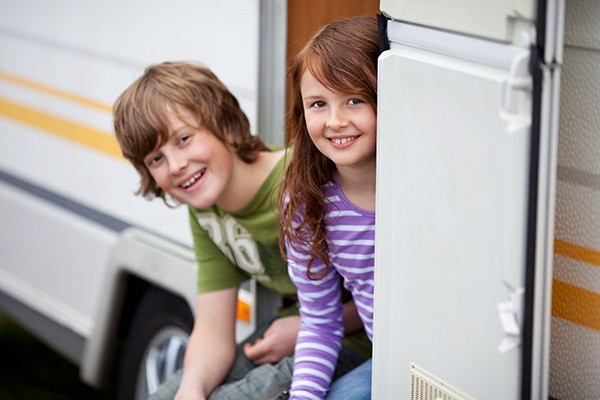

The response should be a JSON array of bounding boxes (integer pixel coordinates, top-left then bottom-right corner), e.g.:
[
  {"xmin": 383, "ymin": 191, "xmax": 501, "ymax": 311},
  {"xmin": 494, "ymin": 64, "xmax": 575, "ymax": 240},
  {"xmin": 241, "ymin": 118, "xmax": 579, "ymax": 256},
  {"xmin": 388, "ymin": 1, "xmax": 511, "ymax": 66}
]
[
  {"xmin": 246, "ymin": 147, "xmax": 287, "ymax": 194},
  {"xmin": 189, "ymin": 148, "xmax": 287, "ymax": 218}
]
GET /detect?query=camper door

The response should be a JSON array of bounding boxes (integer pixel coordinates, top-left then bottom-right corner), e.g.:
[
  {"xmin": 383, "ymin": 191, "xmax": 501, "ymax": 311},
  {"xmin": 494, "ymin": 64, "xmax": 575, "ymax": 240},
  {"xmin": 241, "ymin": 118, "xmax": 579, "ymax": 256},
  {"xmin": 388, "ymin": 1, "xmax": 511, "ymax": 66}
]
[{"xmin": 373, "ymin": 1, "xmax": 563, "ymax": 399}]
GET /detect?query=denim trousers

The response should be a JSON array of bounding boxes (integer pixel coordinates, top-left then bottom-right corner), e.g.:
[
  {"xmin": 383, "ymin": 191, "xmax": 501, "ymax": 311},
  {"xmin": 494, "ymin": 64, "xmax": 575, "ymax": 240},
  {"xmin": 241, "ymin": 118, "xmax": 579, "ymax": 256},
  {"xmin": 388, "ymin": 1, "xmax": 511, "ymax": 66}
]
[
  {"xmin": 149, "ymin": 318, "xmax": 364, "ymax": 400},
  {"xmin": 326, "ymin": 359, "xmax": 372, "ymax": 400}
]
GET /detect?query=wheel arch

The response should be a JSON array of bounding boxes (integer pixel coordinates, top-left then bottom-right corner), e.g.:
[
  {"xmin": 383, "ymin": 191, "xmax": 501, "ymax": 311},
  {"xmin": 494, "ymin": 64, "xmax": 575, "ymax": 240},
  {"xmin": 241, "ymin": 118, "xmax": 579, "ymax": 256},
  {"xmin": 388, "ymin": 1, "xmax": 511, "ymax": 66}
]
[{"xmin": 79, "ymin": 227, "xmax": 197, "ymax": 389}]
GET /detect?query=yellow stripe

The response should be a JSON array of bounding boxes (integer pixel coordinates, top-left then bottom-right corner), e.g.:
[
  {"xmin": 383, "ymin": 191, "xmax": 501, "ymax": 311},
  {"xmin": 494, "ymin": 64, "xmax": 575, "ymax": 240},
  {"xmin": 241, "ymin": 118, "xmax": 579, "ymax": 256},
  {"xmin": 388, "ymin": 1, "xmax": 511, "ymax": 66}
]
[
  {"xmin": 0, "ymin": 70, "xmax": 112, "ymax": 112},
  {"xmin": 554, "ymin": 239, "xmax": 600, "ymax": 267},
  {"xmin": 552, "ymin": 279, "xmax": 600, "ymax": 332},
  {"xmin": 0, "ymin": 97, "xmax": 122, "ymax": 159}
]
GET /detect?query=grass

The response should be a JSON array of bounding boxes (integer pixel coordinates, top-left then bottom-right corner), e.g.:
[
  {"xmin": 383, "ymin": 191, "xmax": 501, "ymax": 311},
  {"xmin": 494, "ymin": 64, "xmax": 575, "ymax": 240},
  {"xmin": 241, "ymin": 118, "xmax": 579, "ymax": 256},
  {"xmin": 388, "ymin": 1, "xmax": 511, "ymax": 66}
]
[{"xmin": 0, "ymin": 314, "xmax": 117, "ymax": 400}]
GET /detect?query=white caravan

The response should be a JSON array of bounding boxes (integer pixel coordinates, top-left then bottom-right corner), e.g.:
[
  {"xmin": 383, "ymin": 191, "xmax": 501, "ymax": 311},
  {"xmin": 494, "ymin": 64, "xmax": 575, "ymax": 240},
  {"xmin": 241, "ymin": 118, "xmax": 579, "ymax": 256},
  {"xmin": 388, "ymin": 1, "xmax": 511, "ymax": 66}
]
[
  {"xmin": 2, "ymin": 0, "xmax": 600, "ymax": 399},
  {"xmin": 0, "ymin": 1, "xmax": 286, "ymax": 399}
]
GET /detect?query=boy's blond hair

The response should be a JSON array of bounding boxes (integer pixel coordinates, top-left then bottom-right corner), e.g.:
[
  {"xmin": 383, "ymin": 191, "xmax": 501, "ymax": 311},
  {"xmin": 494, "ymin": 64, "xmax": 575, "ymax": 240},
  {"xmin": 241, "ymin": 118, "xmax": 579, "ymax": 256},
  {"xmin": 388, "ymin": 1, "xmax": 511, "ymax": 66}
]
[{"xmin": 113, "ymin": 61, "xmax": 267, "ymax": 201}]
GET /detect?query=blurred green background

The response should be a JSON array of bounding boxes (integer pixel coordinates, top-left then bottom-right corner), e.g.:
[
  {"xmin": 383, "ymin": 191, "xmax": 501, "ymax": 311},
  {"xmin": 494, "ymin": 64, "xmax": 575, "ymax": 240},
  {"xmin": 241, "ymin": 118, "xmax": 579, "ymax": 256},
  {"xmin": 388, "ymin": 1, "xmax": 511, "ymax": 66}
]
[{"xmin": 0, "ymin": 314, "xmax": 116, "ymax": 400}]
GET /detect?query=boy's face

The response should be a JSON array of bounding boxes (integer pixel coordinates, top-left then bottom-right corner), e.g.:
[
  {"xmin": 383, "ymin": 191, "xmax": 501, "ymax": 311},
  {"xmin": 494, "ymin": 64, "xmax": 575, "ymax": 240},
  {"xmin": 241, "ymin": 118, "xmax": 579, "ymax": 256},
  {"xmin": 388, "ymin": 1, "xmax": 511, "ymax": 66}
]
[{"xmin": 143, "ymin": 107, "xmax": 234, "ymax": 209}]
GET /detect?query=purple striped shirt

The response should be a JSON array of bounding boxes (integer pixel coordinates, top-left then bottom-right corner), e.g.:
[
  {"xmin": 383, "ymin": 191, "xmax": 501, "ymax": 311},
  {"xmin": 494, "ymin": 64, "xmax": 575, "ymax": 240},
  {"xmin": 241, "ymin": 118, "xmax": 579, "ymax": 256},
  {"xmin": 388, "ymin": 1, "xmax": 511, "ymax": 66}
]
[{"xmin": 286, "ymin": 174, "xmax": 375, "ymax": 400}]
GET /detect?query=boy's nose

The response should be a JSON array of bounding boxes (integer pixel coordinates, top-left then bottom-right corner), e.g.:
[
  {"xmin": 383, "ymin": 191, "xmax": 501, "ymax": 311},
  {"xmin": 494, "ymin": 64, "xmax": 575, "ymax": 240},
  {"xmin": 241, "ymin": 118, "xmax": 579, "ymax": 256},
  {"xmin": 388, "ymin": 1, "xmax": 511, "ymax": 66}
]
[
  {"xmin": 326, "ymin": 107, "xmax": 349, "ymax": 130},
  {"xmin": 168, "ymin": 154, "xmax": 188, "ymax": 174}
]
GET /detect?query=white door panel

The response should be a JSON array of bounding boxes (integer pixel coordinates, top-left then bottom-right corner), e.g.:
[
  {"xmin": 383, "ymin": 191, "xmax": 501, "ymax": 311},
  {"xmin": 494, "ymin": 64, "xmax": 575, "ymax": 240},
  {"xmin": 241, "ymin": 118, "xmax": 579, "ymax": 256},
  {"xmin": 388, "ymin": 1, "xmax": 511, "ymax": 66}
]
[
  {"xmin": 374, "ymin": 0, "xmax": 566, "ymax": 397},
  {"xmin": 374, "ymin": 21, "xmax": 532, "ymax": 400}
]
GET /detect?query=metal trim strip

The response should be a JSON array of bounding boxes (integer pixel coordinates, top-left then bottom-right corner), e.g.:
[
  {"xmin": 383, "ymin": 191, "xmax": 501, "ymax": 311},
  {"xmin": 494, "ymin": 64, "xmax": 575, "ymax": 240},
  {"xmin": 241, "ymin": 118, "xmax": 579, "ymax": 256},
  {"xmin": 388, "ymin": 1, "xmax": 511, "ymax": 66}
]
[{"xmin": 0, "ymin": 168, "xmax": 130, "ymax": 233}]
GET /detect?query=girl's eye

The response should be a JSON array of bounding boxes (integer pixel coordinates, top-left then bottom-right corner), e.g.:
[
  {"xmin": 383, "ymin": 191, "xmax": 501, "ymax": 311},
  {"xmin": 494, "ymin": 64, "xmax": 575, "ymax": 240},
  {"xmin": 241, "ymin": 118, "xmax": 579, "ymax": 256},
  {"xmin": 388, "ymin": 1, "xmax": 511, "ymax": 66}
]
[
  {"xmin": 312, "ymin": 101, "xmax": 326, "ymax": 109},
  {"xmin": 178, "ymin": 135, "xmax": 191, "ymax": 145},
  {"xmin": 348, "ymin": 98, "xmax": 363, "ymax": 105}
]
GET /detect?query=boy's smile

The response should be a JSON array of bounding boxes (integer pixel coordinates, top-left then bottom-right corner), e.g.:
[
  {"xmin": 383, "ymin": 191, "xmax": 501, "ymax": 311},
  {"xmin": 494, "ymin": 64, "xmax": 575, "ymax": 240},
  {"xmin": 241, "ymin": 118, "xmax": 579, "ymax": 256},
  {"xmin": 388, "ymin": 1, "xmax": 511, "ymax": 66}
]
[
  {"xmin": 144, "ymin": 107, "xmax": 234, "ymax": 210},
  {"xmin": 180, "ymin": 169, "xmax": 206, "ymax": 189}
]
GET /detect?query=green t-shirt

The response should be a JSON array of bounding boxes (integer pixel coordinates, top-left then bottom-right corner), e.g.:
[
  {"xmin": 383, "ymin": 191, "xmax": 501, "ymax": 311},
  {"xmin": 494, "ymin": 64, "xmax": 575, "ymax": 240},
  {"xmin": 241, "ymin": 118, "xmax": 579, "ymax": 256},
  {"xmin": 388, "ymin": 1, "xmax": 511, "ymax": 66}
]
[
  {"xmin": 189, "ymin": 153, "xmax": 296, "ymax": 296},
  {"xmin": 188, "ymin": 150, "xmax": 372, "ymax": 359}
]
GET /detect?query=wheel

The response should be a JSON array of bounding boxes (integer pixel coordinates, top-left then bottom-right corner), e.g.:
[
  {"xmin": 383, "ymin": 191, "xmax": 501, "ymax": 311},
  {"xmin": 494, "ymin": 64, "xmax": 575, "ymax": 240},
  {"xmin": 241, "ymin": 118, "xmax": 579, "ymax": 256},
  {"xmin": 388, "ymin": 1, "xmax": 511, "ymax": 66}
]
[{"xmin": 119, "ymin": 286, "xmax": 194, "ymax": 400}]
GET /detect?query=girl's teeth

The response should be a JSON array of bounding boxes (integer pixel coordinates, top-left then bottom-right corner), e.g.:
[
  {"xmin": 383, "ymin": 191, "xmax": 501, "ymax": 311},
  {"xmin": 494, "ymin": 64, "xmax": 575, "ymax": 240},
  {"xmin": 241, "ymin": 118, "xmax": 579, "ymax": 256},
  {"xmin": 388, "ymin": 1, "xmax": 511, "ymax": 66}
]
[{"xmin": 332, "ymin": 137, "xmax": 354, "ymax": 144}]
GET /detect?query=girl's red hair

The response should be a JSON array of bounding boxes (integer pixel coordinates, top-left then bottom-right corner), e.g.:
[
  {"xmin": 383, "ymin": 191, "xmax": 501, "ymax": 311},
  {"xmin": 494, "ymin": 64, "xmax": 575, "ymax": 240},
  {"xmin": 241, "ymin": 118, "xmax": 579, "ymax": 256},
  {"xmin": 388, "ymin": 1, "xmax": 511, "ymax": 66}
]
[{"xmin": 279, "ymin": 16, "xmax": 380, "ymax": 279}]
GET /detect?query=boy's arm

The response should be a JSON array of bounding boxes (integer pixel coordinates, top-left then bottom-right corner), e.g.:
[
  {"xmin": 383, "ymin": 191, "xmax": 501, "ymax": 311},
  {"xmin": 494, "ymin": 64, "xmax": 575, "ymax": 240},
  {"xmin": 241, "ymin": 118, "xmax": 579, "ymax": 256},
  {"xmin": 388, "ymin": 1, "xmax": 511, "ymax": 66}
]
[
  {"xmin": 175, "ymin": 287, "xmax": 238, "ymax": 400},
  {"xmin": 342, "ymin": 300, "xmax": 363, "ymax": 334}
]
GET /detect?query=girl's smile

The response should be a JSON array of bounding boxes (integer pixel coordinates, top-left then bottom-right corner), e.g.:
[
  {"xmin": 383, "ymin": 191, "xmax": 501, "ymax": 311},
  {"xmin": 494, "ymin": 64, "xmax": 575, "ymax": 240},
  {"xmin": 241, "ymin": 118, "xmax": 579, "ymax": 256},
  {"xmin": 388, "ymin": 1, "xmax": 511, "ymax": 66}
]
[
  {"xmin": 328, "ymin": 135, "xmax": 358, "ymax": 148},
  {"xmin": 300, "ymin": 70, "xmax": 377, "ymax": 173}
]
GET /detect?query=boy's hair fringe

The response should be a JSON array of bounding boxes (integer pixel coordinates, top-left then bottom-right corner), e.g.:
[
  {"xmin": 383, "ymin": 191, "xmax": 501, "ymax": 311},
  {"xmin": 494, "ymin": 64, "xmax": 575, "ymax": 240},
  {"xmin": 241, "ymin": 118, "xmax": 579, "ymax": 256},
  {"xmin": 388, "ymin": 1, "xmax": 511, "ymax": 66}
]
[
  {"xmin": 278, "ymin": 16, "xmax": 380, "ymax": 280},
  {"xmin": 113, "ymin": 61, "xmax": 267, "ymax": 203}
]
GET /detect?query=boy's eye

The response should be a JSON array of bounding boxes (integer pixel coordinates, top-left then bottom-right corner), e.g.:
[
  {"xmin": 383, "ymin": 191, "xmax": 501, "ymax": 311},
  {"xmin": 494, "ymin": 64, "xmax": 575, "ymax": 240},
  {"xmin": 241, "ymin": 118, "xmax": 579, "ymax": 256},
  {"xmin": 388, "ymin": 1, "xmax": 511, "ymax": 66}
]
[
  {"xmin": 348, "ymin": 98, "xmax": 363, "ymax": 105},
  {"xmin": 146, "ymin": 154, "xmax": 162, "ymax": 167},
  {"xmin": 179, "ymin": 135, "xmax": 191, "ymax": 144}
]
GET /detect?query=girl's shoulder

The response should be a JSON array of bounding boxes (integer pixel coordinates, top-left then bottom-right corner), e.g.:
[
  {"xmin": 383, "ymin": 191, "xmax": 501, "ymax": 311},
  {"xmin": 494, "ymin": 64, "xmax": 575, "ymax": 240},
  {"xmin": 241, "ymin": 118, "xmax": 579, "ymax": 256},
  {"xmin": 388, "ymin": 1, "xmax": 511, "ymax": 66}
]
[{"xmin": 323, "ymin": 173, "xmax": 375, "ymax": 218}]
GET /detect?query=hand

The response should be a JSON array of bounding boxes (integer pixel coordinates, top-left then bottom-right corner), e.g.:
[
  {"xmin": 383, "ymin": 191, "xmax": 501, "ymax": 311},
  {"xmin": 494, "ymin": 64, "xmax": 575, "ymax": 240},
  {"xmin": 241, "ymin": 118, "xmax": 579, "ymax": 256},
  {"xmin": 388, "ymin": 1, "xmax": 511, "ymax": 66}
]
[{"xmin": 243, "ymin": 316, "xmax": 300, "ymax": 365}]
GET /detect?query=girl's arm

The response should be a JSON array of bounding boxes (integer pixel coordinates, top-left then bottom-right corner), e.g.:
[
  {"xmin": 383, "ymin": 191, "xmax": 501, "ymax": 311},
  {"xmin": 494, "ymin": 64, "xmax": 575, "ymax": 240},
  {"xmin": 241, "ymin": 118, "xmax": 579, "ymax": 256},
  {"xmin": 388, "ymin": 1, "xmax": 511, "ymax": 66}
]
[{"xmin": 286, "ymin": 238, "xmax": 345, "ymax": 400}]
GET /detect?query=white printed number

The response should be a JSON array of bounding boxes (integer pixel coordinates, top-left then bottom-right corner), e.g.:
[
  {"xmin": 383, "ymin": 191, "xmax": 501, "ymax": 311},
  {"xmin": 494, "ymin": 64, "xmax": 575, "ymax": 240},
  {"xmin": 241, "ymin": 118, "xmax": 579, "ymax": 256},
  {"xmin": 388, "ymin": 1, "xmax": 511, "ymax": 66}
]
[{"xmin": 196, "ymin": 213, "xmax": 265, "ymax": 275}]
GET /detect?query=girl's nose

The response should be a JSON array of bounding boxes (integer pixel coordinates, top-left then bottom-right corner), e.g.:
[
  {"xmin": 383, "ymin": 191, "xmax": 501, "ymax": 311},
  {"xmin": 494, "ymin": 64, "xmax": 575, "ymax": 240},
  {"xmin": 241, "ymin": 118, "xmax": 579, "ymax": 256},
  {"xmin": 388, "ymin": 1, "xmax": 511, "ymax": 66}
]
[{"xmin": 326, "ymin": 107, "xmax": 349, "ymax": 130}]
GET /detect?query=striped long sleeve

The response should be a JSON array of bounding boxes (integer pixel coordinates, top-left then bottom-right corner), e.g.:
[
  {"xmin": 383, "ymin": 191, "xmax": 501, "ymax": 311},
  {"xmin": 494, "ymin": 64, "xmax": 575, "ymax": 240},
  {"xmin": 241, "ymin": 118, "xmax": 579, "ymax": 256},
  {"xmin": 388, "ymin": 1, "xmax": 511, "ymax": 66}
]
[{"xmin": 286, "ymin": 176, "xmax": 375, "ymax": 400}]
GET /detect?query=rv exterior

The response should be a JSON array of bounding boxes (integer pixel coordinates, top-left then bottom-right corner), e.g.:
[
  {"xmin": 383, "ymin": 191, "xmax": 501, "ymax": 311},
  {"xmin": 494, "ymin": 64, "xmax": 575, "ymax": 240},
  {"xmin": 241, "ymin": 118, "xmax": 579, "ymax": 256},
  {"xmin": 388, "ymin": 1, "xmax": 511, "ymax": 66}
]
[
  {"xmin": 0, "ymin": 1, "xmax": 287, "ymax": 398},
  {"xmin": 1, "ymin": 0, "xmax": 599, "ymax": 399},
  {"xmin": 374, "ymin": 0, "xmax": 599, "ymax": 399}
]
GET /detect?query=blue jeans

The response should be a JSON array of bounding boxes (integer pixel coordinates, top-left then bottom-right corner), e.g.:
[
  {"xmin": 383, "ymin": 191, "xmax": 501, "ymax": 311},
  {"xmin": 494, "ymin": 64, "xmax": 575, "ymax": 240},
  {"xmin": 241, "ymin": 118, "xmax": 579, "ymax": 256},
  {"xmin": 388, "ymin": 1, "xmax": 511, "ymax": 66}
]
[
  {"xmin": 150, "ymin": 318, "xmax": 365, "ymax": 400},
  {"xmin": 326, "ymin": 359, "xmax": 372, "ymax": 400}
]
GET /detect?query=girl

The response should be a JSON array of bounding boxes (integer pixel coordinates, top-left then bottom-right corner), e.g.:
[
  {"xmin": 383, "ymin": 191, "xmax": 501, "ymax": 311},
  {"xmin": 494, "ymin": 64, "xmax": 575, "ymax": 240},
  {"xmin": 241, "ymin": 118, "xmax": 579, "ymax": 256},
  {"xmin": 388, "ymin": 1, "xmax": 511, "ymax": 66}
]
[{"xmin": 279, "ymin": 16, "xmax": 380, "ymax": 400}]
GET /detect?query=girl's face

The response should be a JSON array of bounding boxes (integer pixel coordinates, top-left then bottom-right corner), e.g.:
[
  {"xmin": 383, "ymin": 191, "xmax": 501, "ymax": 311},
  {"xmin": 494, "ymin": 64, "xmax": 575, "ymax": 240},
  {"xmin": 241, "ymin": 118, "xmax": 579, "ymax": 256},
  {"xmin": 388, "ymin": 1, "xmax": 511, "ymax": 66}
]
[{"xmin": 300, "ymin": 70, "xmax": 377, "ymax": 173}]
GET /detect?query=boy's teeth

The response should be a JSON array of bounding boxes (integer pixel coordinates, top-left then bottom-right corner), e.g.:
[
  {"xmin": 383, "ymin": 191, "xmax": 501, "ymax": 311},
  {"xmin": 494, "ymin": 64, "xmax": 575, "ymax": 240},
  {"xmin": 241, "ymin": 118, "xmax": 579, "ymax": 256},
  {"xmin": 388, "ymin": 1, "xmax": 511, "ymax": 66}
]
[{"xmin": 182, "ymin": 170, "xmax": 204, "ymax": 188}]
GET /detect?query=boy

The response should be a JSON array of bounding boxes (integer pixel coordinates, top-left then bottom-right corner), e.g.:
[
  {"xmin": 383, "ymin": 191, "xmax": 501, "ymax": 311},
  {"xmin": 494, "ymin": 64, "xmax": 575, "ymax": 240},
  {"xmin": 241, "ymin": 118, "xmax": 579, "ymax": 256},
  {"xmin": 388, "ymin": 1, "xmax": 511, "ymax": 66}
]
[{"xmin": 113, "ymin": 61, "xmax": 369, "ymax": 400}]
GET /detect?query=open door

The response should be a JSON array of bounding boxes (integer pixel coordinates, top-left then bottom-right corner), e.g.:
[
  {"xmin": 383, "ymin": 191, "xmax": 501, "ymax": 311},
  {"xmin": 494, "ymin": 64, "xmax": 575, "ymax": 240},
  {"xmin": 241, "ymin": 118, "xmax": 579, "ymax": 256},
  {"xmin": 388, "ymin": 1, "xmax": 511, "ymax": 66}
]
[{"xmin": 373, "ymin": 1, "xmax": 563, "ymax": 399}]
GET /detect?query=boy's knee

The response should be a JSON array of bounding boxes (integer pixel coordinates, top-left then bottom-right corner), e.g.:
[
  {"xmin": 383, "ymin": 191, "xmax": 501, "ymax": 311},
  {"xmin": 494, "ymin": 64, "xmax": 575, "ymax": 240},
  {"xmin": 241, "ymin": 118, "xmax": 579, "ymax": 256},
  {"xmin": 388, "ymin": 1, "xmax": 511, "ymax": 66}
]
[{"xmin": 148, "ymin": 369, "xmax": 182, "ymax": 400}]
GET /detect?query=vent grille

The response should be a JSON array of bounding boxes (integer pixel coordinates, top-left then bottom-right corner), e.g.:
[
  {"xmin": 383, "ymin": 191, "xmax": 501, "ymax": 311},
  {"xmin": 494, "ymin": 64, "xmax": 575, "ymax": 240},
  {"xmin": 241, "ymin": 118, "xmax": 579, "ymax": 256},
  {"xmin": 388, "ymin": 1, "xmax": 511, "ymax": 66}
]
[{"xmin": 409, "ymin": 363, "xmax": 473, "ymax": 400}]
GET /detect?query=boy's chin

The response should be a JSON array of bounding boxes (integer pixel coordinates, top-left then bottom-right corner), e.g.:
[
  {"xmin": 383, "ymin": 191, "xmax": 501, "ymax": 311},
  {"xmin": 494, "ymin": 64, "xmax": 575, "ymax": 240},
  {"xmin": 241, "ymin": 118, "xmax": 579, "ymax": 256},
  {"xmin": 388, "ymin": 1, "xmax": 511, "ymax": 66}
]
[{"xmin": 184, "ymin": 196, "xmax": 217, "ymax": 210}]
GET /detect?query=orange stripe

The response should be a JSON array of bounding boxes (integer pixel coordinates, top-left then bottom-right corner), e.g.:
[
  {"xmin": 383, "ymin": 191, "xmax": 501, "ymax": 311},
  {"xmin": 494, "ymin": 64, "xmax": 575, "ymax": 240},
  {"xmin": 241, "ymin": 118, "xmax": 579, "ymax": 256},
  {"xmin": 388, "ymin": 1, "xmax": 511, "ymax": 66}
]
[
  {"xmin": 554, "ymin": 239, "xmax": 600, "ymax": 267},
  {"xmin": 236, "ymin": 299, "xmax": 251, "ymax": 322},
  {"xmin": 0, "ymin": 70, "xmax": 112, "ymax": 112},
  {"xmin": 552, "ymin": 280, "xmax": 600, "ymax": 332},
  {"xmin": 0, "ymin": 97, "xmax": 122, "ymax": 159},
  {"xmin": 553, "ymin": 240, "xmax": 600, "ymax": 331}
]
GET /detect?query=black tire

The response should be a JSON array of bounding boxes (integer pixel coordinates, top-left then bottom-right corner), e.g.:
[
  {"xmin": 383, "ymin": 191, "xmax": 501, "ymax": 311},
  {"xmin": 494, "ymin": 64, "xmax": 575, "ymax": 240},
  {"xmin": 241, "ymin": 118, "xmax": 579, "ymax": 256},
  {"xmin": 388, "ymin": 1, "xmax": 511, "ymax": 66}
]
[{"xmin": 119, "ymin": 286, "xmax": 194, "ymax": 400}]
